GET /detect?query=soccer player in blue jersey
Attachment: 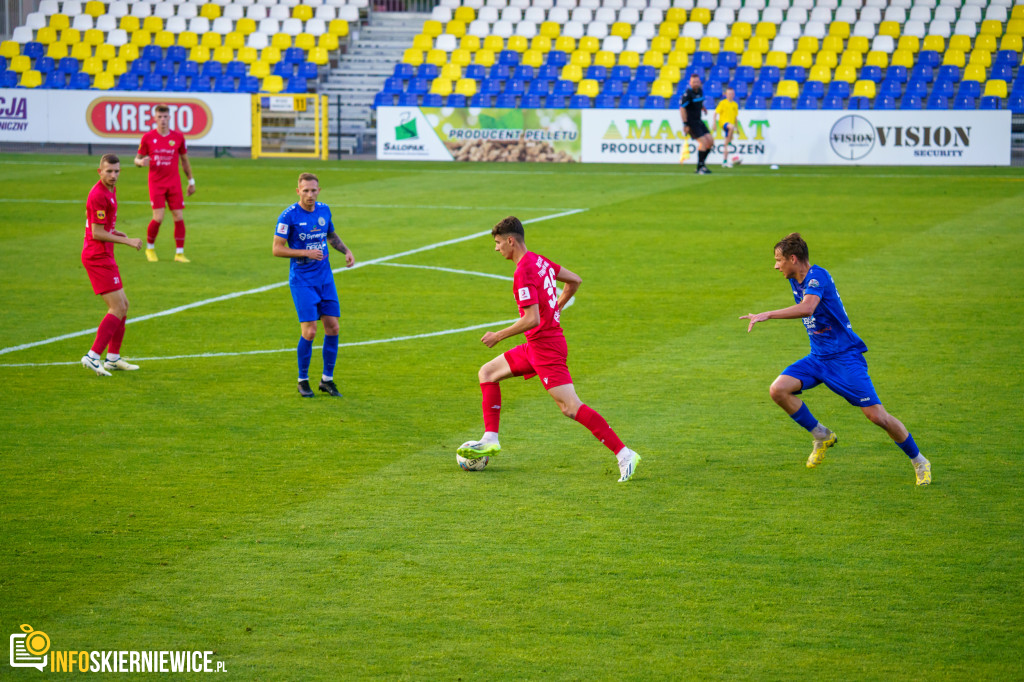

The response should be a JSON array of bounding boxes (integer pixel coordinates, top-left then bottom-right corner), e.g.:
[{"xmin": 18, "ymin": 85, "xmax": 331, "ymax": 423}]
[
  {"xmin": 740, "ymin": 233, "xmax": 931, "ymax": 485},
  {"xmin": 273, "ymin": 172, "xmax": 355, "ymax": 398}
]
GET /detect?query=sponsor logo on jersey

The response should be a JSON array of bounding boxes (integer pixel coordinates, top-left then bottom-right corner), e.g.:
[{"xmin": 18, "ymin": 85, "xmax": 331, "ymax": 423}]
[
  {"xmin": 96, "ymin": 210, "xmax": 105, "ymax": 220},
  {"xmin": 276, "ymin": 223, "xmax": 288, "ymax": 235},
  {"xmin": 517, "ymin": 287, "xmax": 531, "ymax": 302},
  {"xmin": 808, "ymin": 279, "xmax": 819, "ymax": 288}
]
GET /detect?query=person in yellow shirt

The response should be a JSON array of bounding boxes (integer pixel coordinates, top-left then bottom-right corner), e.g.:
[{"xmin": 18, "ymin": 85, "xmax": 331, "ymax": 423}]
[{"xmin": 713, "ymin": 86, "xmax": 740, "ymax": 168}]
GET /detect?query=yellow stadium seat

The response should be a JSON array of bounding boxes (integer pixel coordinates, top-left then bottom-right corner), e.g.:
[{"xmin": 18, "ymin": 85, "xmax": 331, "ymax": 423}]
[
  {"xmin": 809, "ymin": 64, "xmax": 832, "ymax": 82},
  {"xmin": 429, "ymin": 78, "xmax": 452, "ymax": 96},
  {"xmin": 540, "ymin": 21, "xmax": 560, "ymax": 39},
  {"xmin": 485, "ymin": 35, "xmax": 505, "ymax": 52},
  {"xmin": 178, "ymin": 31, "xmax": 199, "ymax": 49},
  {"xmin": 506, "ymin": 35, "xmax": 528, "ymax": 53},
  {"xmin": 718, "ymin": 37, "xmax": 741, "ymax": 54},
  {"xmin": 262, "ymin": 46, "xmax": 282, "ymax": 63},
  {"xmin": 118, "ymin": 15, "xmax": 139, "ymax": 32},
  {"xmin": 61, "ymin": 28, "xmax": 81, "ymax": 44},
  {"xmin": 847, "ymin": 36, "xmax": 869, "ymax": 54},
  {"xmin": 229, "ymin": 32, "xmax": 251, "ymax": 50},
  {"xmin": 522, "ymin": 49, "xmax": 544, "ymax": 67},
  {"xmin": 84, "ymin": 0, "xmax": 104, "ymax": 18},
  {"xmin": 213, "ymin": 46, "xmax": 234, "ymax": 63},
  {"xmin": 426, "ymin": 49, "xmax": 447, "ymax": 66},
  {"xmin": 659, "ymin": 22, "xmax": 679, "ymax": 39},
  {"xmin": 740, "ymin": 50, "xmax": 763, "ymax": 68},
  {"xmin": 578, "ymin": 78, "xmax": 599, "ymax": 97},
  {"xmin": 93, "ymin": 72, "xmax": 115, "ymax": 89},
  {"xmin": 570, "ymin": 49, "xmax": 590, "ymax": 67},
  {"xmin": 413, "ymin": 34, "xmax": 433, "ymax": 51},
  {"xmin": 829, "ymin": 21, "xmax": 850, "ymax": 39},
  {"xmin": 643, "ymin": 50, "xmax": 664, "ymax": 67},
  {"xmin": 0, "ymin": 41, "xmax": 19, "ymax": 59},
  {"xmin": 776, "ymin": 79, "xmax": 799, "ymax": 98},
  {"xmin": 95, "ymin": 44, "xmax": 115, "ymax": 61},
  {"xmin": 451, "ymin": 48, "xmax": 472, "ymax": 66},
  {"xmin": 71, "ymin": 42, "xmax": 92, "ymax": 60},
  {"xmin": 454, "ymin": 77, "xmax": 477, "ymax": 96},
  {"xmin": 962, "ymin": 63, "xmax": 986, "ymax": 81},
  {"xmin": 983, "ymin": 80, "xmax": 1007, "ymax": 98},
  {"xmin": 691, "ymin": 7, "xmax": 711, "ymax": 25},
  {"xmin": 968, "ymin": 49, "xmax": 991, "ymax": 67},
  {"xmin": 328, "ymin": 20, "xmax": 349, "ymax": 37},
  {"xmin": 561, "ymin": 63, "xmax": 583, "ymax": 81},
  {"xmin": 189, "ymin": 46, "xmax": 210, "ymax": 63},
  {"xmin": 155, "ymin": 31, "xmax": 175, "ymax": 49},
  {"xmin": 840, "ymin": 50, "xmax": 863, "ymax": 67},
  {"xmin": 249, "ymin": 61, "xmax": 270, "ymax": 78},
  {"xmin": 974, "ymin": 35, "xmax": 996, "ymax": 53},
  {"xmin": 756, "ymin": 22, "xmax": 777, "ymax": 39},
  {"xmin": 236, "ymin": 18, "xmax": 256, "ymax": 36},
  {"xmin": 878, "ymin": 21, "xmax": 900, "ymax": 39},
  {"xmin": 308, "ymin": 47, "xmax": 329, "ymax": 65},
  {"xmin": 1014, "ymin": 5, "xmax": 1024, "ymax": 20},
  {"xmin": 790, "ymin": 49, "xmax": 813, "ymax": 68},
  {"xmin": 1003, "ymin": 19, "xmax": 1024, "ymax": 35},
  {"xmin": 530, "ymin": 36, "xmax": 551, "ymax": 52},
  {"xmin": 202, "ymin": 32, "xmax": 222, "ymax": 48},
  {"xmin": 271, "ymin": 33, "xmax": 291, "ymax": 50},
  {"xmin": 474, "ymin": 49, "xmax": 495, "ymax": 66},
  {"xmin": 815, "ymin": 50, "xmax": 838, "ymax": 68},
  {"xmin": 666, "ymin": 50, "xmax": 688, "ymax": 67},
  {"xmin": 594, "ymin": 50, "xmax": 616, "ymax": 68},
  {"xmin": 131, "ymin": 31, "xmax": 152, "ymax": 47},
  {"xmin": 9, "ymin": 55, "xmax": 31, "ymax": 72},
  {"xmin": 446, "ymin": 20, "xmax": 467, "ymax": 38},
  {"xmin": 834, "ymin": 64, "xmax": 857, "ymax": 82},
  {"xmin": 441, "ymin": 62, "xmax": 462, "ymax": 80},
  {"xmin": 238, "ymin": 46, "xmax": 258, "ymax": 64},
  {"xmin": 853, "ymin": 80, "xmax": 876, "ymax": 98},
  {"xmin": 117, "ymin": 44, "xmax": 138, "ymax": 61},
  {"xmin": 747, "ymin": 36, "xmax": 769, "ymax": 54},
  {"xmin": 765, "ymin": 51, "xmax": 787, "ymax": 68},
  {"xmin": 650, "ymin": 79, "xmax": 673, "ymax": 98},
  {"xmin": 979, "ymin": 20, "xmax": 1002, "ymax": 38},
  {"xmin": 865, "ymin": 50, "xmax": 888, "ymax": 68},
  {"xmin": 143, "ymin": 16, "xmax": 162, "ymax": 33},
  {"xmin": 46, "ymin": 42, "xmax": 68, "ymax": 59},
  {"xmin": 943, "ymin": 49, "xmax": 965, "ymax": 67},
  {"xmin": 731, "ymin": 22, "xmax": 752, "ymax": 39},
  {"xmin": 948, "ymin": 35, "xmax": 971, "ymax": 52},
  {"xmin": 422, "ymin": 20, "xmax": 443, "ymax": 38},
  {"xmin": 698, "ymin": 36, "xmax": 720, "ymax": 54},
  {"xmin": 578, "ymin": 36, "xmax": 600, "ymax": 53},
  {"xmin": 293, "ymin": 5, "xmax": 313, "ymax": 21},
  {"xmin": 1000, "ymin": 34, "xmax": 1023, "ymax": 52},
  {"xmin": 200, "ymin": 4, "xmax": 221, "ymax": 20},
  {"xmin": 618, "ymin": 50, "xmax": 640, "ymax": 67},
  {"xmin": 822, "ymin": 35, "xmax": 845, "ymax": 53},
  {"xmin": 107, "ymin": 57, "xmax": 127, "ymax": 75},
  {"xmin": 36, "ymin": 26, "xmax": 58, "ymax": 44},
  {"xmin": 798, "ymin": 36, "xmax": 820, "ymax": 54},
  {"xmin": 651, "ymin": 36, "xmax": 672, "ymax": 54},
  {"xmin": 20, "ymin": 70, "xmax": 42, "ymax": 88},
  {"xmin": 454, "ymin": 6, "xmax": 475, "ymax": 23},
  {"xmin": 659, "ymin": 64, "xmax": 681, "ymax": 82},
  {"xmin": 261, "ymin": 75, "xmax": 284, "ymax": 93},
  {"xmin": 666, "ymin": 7, "xmax": 686, "ymax": 24},
  {"xmin": 461, "ymin": 35, "xmax": 481, "ymax": 51},
  {"xmin": 675, "ymin": 36, "xmax": 696, "ymax": 54},
  {"xmin": 50, "ymin": 14, "xmax": 70, "ymax": 30},
  {"xmin": 319, "ymin": 33, "xmax": 339, "ymax": 51},
  {"xmin": 898, "ymin": 36, "xmax": 920, "ymax": 53},
  {"xmin": 890, "ymin": 49, "xmax": 913, "ymax": 68},
  {"xmin": 922, "ymin": 35, "xmax": 945, "ymax": 52},
  {"xmin": 83, "ymin": 28, "xmax": 104, "ymax": 46},
  {"xmin": 611, "ymin": 22, "xmax": 631, "ymax": 39},
  {"xmin": 82, "ymin": 56, "xmax": 103, "ymax": 75}
]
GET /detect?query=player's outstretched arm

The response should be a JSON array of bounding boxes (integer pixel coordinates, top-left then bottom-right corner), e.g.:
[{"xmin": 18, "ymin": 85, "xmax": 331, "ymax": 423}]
[
  {"xmin": 91, "ymin": 224, "xmax": 142, "ymax": 250},
  {"xmin": 272, "ymin": 235, "xmax": 323, "ymax": 260},
  {"xmin": 481, "ymin": 304, "xmax": 540, "ymax": 348},
  {"xmin": 555, "ymin": 266, "xmax": 581, "ymax": 310},
  {"xmin": 740, "ymin": 295, "xmax": 821, "ymax": 332},
  {"xmin": 327, "ymin": 233, "xmax": 355, "ymax": 267}
]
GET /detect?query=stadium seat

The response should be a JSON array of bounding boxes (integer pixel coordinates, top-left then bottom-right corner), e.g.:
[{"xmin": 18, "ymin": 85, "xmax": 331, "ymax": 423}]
[
  {"xmin": 770, "ymin": 96, "xmax": 793, "ymax": 109},
  {"xmin": 926, "ymin": 93, "xmax": 949, "ymax": 109},
  {"xmin": 953, "ymin": 95, "xmax": 975, "ymax": 110},
  {"xmin": 796, "ymin": 93, "xmax": 818, "ymax": 109},
  {"xmin": 213, "ymin": 75, "xmax": 236, "ymax": 92},
  {"xmin": 874, "ymin": 95, "xmax": 896, "ymax": 109},
  {"xmin": 821, "ymin": 94, "xmax": 844, "ymax": 109},
  {"xmin": 979, "ymin": 96, "xmax": 1001, "ymax": 110}
]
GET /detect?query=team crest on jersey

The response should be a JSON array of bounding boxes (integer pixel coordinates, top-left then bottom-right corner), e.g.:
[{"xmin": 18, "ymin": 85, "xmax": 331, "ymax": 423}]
[
  {"xmin": 96, "ymin": 210, "xmax": 106, "ymax": 219},
  {"xmin": 318, "ymin": 217, "xmax": 325, "ymax": 226},
  {"xmin": 168, "ymin": 140, "xmax": 176, "ymax": 146},
  {"xmin": 808, "ymin": 279, "xmax": 819, "ymax": 288},
  {"xmin": 276, "ymin": 223, "xmax": 288, "ymax": 235},
  {"xmin": 517, "ymin": 287, "xmax": 531, "ymax": 302}
]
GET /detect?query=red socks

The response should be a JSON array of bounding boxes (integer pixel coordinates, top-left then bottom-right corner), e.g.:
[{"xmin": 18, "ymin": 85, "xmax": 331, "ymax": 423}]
[
  {"xmin": 147, "ymin": 220, "xmax": 160, "ymax": 244},
  {"xmin": 481, "ymin": 382, "xmax": 501, "ymax": 433},
  {"xmin": 174, "ymin": 220, "xmax": 186, "ymax": 249},
  {"xmin": 575, "ymin": 404, "xmax": 625, "ymax": 454},
  {"xmin": 90, "ymin": 314, "xmax": 122, "ymax": 355},
  {"xmin": 108, "ymin": 317, "xmax": 127, "ymax": 355}
]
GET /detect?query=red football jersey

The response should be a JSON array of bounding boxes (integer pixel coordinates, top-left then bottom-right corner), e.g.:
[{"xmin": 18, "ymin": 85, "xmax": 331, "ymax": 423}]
[
  {"xmin": 513, "ymin": 251, "xmax": 565, "ymax": 343},
  {"xmin": 83, "ymin": 180, "xmax": 117, "ymax": 259},
  {"xmin": 137, "ymin": 128, "xmax": 187, "ymax": 188}
]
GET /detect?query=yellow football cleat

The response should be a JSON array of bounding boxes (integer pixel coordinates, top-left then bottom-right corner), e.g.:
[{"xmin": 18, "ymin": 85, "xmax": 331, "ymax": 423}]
[
  {"xmin": 915, "ymin": 459, "xmax": 932, "ymax": 486},
  {"xmin": 174, "ymin": 253, "xmax": 191, "ymax": 263},
  {"xmin": 806, "ymin": 431, "xmax": 837, "ymax": 468},
  {"xmin": 145, "ymin": 248, "xmax": 158, "ymax": 262}
]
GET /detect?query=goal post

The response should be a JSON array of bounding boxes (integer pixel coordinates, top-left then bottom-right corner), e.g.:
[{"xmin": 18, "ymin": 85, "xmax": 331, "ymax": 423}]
[{"xmin": 251, "ymin": 94, "xmax": 329, "ymax": 160}]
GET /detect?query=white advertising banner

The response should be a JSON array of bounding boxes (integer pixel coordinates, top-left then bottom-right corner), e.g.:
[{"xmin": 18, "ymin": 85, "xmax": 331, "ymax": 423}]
[
  {"xmin": 581, "ymin": 109, "xmax": 1011, "ymax": 166},
  {"xmin": 0, "ymin": 89, "xmax": 252, "ymax": 146},
  {"xmin": 375, "ymin": 106, "xmax": 455, "ymax": 161}
]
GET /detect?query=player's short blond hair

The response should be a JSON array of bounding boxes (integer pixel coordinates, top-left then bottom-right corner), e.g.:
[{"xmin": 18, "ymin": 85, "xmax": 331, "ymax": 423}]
[
  {"xmin": 100, "ymin": 153, "xmax": 120, "ymax": 166},
  {"xmin": 298, "ymin": 172, "xmax": 319, "ymax": 186},
  {"xmin": 154, "ymin": 104, "xmax": 170, "ymax": 114}
]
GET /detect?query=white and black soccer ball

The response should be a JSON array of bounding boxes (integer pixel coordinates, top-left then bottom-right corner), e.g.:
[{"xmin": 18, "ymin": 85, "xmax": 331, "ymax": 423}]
[
  {"xmin": 456, "ymin": 446, "xmax": 490, "ymax": 471},
  {"xmin": 731, "ymin": 154, "xmax": 743, "ymax": 165}
]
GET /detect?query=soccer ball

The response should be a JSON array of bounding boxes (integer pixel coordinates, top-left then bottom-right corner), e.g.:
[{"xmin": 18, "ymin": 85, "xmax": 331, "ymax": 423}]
[
  {"xmin": 456, "ymin": 446, "xmax": 490, "ymax": 471},
  {"xmin": 731, "ymin": 154, "xmax": 743, "ymax": 165}
]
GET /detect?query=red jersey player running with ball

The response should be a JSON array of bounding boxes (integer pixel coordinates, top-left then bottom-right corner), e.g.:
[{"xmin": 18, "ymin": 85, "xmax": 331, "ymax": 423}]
[
  {"xmin": 80, "ymin": 153, "xmax": 143, "ymax": 376},
  {"xmin": 458, "ymin": 216, "xmax": 641, "ymax": 483},
  {"xmin": 135, "ymin": 104, "xmax": 195, "ymax": 263}
]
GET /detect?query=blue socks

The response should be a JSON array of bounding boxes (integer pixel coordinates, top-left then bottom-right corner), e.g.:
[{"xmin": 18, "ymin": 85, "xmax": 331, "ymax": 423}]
[
  {"xmin": 895, "ymin": 433, "xmax": 920, "ymax": 459},
  {"xmin": 322, "ymin": 335, "xmax": 339, "ymax": 380},
  {"xmin": 297, "ymin": 336, "xmax": 313, "ymax": 381},
  {"xmin": 789, "ymin": 403, "xmax": 819, "ymax": 432}
]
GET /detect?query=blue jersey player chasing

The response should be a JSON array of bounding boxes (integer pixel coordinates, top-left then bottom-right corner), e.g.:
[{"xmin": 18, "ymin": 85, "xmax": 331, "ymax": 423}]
[
  {"xmin": 273, "ymin": 172, "xmax": 355, "ymax": 398},
  {"xmin": 740, "ymin": 233, "xmax": 931, "ymax": 486}
]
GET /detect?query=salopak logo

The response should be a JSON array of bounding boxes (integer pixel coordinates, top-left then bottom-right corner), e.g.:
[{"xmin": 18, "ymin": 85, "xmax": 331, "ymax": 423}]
[
  {"xmin": 86, "ymin": 98, "xmax": 212, "ymax": 139},
  {"xmin": 830, "ymin": 115, "xmax": 875, "ymax": 160},
  {"xmin": 395, "ymin": 112, "xmax": 418, "ymax": 141}
]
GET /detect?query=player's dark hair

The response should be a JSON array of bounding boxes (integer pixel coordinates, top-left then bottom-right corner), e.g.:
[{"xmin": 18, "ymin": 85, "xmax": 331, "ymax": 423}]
[
  {"xmin": 154, "ymin": 104, "xmax": 170, "ymax": 114},
  {"xmin": 690, "ymin": 72, "xmax": 701, "ymax": 81},
  {"xmin": 298, "ymin": 172, "xmax": 319, "ymax": 185},
  {"xmin": 492, "ymin": 216, "xmax": 525, "ymax": 241},
  {"xmin": 775, "ymin": 233, "xmax": 809, "ymax": 263},
  {"xmin": 100, "ymin": 153, "xmax": 119, "ymax": 166}
]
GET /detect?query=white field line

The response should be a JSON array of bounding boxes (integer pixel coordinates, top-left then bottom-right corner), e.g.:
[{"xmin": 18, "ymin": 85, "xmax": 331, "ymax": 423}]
[
  {"xmin": 0, "ymin": 197, "xmax": 587, "ymax": 211},
  {"xmin": 0, "ymin": 208, "xmax": 586, "ymax": 358}
]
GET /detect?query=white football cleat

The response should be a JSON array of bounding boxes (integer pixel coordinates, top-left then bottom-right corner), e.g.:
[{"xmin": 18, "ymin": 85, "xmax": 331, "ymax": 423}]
[
  {"xmin": 81, "ymin": 355, "xmax": 112, "ymax": 377},
  {"xmin": 104, "ymin": 357, "xmax": 139, "ymax": 371},
  {"xmin": 617, "ymin": 448, "xmax": 641, "ymax": 483}
]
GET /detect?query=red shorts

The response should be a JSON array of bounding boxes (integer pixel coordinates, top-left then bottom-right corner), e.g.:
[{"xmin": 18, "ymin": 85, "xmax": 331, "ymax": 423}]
[
  {"xmin": 149, "ymin": 182, "xmax": 184, "ymax": 211},
  {"xmin": 82, "ymin": 255, "xmax": 123, "ymax": 295},
  {"xmin": 504, "ymin": 337, "xmax": 573, "ymax": 389}
]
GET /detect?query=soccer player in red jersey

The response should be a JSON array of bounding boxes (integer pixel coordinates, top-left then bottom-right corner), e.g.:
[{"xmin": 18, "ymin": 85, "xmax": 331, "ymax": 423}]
[
  {"xmin": 80, "ymin": 153, "xmax": 143, "ymax": 376},
  {"xmin": 134, "ymin": 104, "xmax": 196, "ymax": 263},
  {"xmin": 458, "ymin": 216, "xmax": 641, "ymax": 482}
]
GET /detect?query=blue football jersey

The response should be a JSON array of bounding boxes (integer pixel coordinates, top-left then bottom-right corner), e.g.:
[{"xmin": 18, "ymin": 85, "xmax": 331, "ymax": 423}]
[
  {"xmin": 789, "ymin": 265, "xmax": 868, "ymax": 357},
  {"xmin": 275, "ymin": 202, "xmax": 335, "ymax": 287}
]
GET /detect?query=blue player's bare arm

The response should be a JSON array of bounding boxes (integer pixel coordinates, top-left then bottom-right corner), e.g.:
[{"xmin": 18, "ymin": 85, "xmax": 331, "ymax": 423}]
[{"xmin": 740, "ymin": 294, "xmax": 821, "ymax": 332}]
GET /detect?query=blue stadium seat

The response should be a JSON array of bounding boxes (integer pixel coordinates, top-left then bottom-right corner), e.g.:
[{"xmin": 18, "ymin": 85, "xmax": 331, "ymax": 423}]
[
  {"xmin": 745, "ymin": 94, "xmax": 766, "ymax": 108},
  {"xmin": 936, "ymin": 65, "xmax": 960, "ymax": 83},
  {"xmin": 932, "ymin": 79, "xmax": 955, "ymax": 98},
  {"xmin": 298, "ymin": 62, "xmax": 318, "ymax": 80},
  {"xmin": 569, "ymin": 94, "xmax": 592, "ymax": 108},
  {"xmin": 668, "ymin": 92, "xmax": 682, "ymax": 108},
  {"xmin": 905, "ymin": 79, "xmax": 928, "ymax": 98},
  {"xmin": 513, "ymin": 64, "xmax": 536, "ymax": 81},
  {"xmin": 879, "ymin": 79, "xmax": 902, "ymax": 97},
  {"xmin": 481, "ymin": 78, "xmax": 502, "ymax": 95},
  {"xmin": 990, "ymin": 64, "xmax": 1013, "ymax": 82},
  {"xmin": 620, "ymin": 94, "xmax": 640, "ymax": 108},
  {"xmin": 272, "ymin": 61, "xmax": 292, "ymax": 78},
  {"xmin": 796, "ymin": 93, "xmax": 818, "ymax": 109},
  {"xmin": 609, "ymin": 65, "xmax": 631, "ymax": 82},
  {"xmin": 34, "ymin": 56, "xmax": 55, "ymax": 74},
  {"xmin": 284, "ymin": 47, "xmax": 305, "ymax": 64},
  {"xmin": 382, "ymin": 76, "xmax": 403, "ymax": 94},
  {"xmin": 495, "ymin": 93, "xmax": 518, "ymax": 107},
  {"xmin": 520, "ymin": 93, "xmax": 542, "ymax": 108},
  {"xmin": 23, "ymin": 42, "xmax": 44, "ymax": 60},
  {"xmin": 642, "ymin": 95, "xmax": 666, "ymax": 108},
  {"xmin": 407, "ymin": 77, "xmax": 429, "ymax": 94},
  {"xmin": 490, "ymin": 65, "xmax": 512, "ymax": 81},
  {"xmin": 537, "ymin": 63, "xmax": 560, "ymax": 81},
  {"xmin": 848, "ymin": 95, "xmax": 871, "ymax": 109},
  {"xmin": 470, "ymin": 93, "xmax": 493, "ymax": 107},
  {"xmin": 552, "ymin": 79, "xmax": 575, "ymax": 96},
  {"xmin": 635, "ymin": 65, "xmax": 657, "ymax": 83},
  {"xmin": 116, "ymin": 73, "xmax": 139, "ymax": 90},
  {"xmin": 189, "ymin": 75, "xmax": 213, "ymax": 92},
  {"xmin": 141, "ymin": 73, "xmax": 163, "ymax": 91},
  {"xmin": 691, "ymin": 51, "xmax": 713, "ymax": 68},
  {"xmin": 416, "ymin": 64, "xmax": 439, "ymax": 79},
  {"xmin": 464, "ymin": 64, "xmax": 486, "ymax": 80},
  {"xmin": 0, "ymin": 71, "xmax": 17, "ymax": 87},
  {"xmin": 584, "ymin": 65, "xmax": 606, "ymax": 81},
  {"xmin": 393, "ymin": 62, "xmax": 414, "ymax": 79},
  {"xmin": 716, "ymin": 51, "xmax": 738, "ymax": 69},
  {"xmin": 706, "ymin": 80, "xmax": 723, "ymax": 98},
  {"xmin": 751, "ymin": 80, "xmax": 774, "ymax": 97},
  {"xmin": 709, "ymin": 65, "xmax": 730, "ymax": 83},
  {"xmin": 957, "ymin": 81, "xmax": 981, "ymax": 98},
  {"xmin": 421, "ymin": 93, "xmax": 443, "ymax": 107},
  {"xmin": 373, "ymin": 92, "xmax": 394, "ymax": 108},
  {"xmin": 886, "ymin": 65, "xmax": 908, "ymax": 83},
  {"xmin": 910, "ymin": 64, "xmax": 933, "ymax": 83},
  {"xmin": 154, "ymin": 59, "xmax": 175, "ymax": 77},
  {"xmin": 527, "ymin": 79, "xmax": 550, "ymax": 95},
  {"xmin": 141, "ymin": 44, "xmax": 163, "ymax": 62},
  {"xmin": 993, "ymin": 49, "xmax": 1018, "ymax": 68},
  {"xmin": 953, "ymin": 94, "xmax": 975, "ymax": 109},
  {"xmin": 917, "ymin": 50, "xmax": 941, "ymax": 68},
  {"xmin": 498, "ymin": 50, "xmax": 520, "ymax": 66},
  {"xmin": 58, "ymin": 57, "xmax": 79, "ymax": 74},
  {"xmin": 0, "ymin": 57, "xmax": 6, "ymax": 72},
  {"xmin": 43, "ymin": 71, "xmax": 65, "ymax": 88},
  {"xmin": 874, "ymin": 95, "xmax": 896, "ymax": 109},
  {"xmin": 770, "ymin": 96, "xmax": 792, "ymax": 109},
  {"xmin": 900, "ymin": 94, "xmax": 923, "ymax": 109},
  {"xmin": 926, "ymin": 93, "xmax": 949, "ymax": 109},
  {"xmin": 826, "ymin": 80, "xmax": 851, "ymax": 99},
  {"xmin": 730, "ymin": 80, "xmax": 748, "ymax": 99},
  {"xmin": 979, "ymin": 96, "xmax": 1001, "ymax": 110},
  {"xmin": 802, "ymin": 80, "xmax": 824, "ymax": 99},
  {"xmin": 543, "ymin": 94, "xmax": 567, "ymax": 107},
  {"xmin": 503, "ymin": 78, "xmax": 525, "ymax": 95},
  {"xmin": 180, "ymin": 60, "xmax": 199, "ymax": 78},
  {"xmin": 545, "ymin": 50, "xmax": 568, "ymax": 67},
  {"xmin": 167, "ymin": 74, "xmax": 188, "ymax": 91},
  {"xmin": 733, "ymin": 66, "xmax": 755, "ymax": 84},
  {"xmin": 1009, "ymin": 94, "xmax": 1024, "ymax": 114},
  {"xmin": 397, "ymin": 92, "xmax": 419, "ymax": 105},
  {"xmin": 284, "ymin": 76, "xmax": 306, "ymax": 93},
  {"xmin": 625, "ymin": 79, "xmax": 648, "ymax": 96},
  {"xmin": 821, "ymin": 94, "xmax": 844, "ymax": 109},
  {"xmin": 860, "ymin": 65, "xmax": 883, "ymax": 83},
  {"xmin": 213, "ymin": 75, "xmax": 236, "ymax": 92},
  {"xmin": 784, "ymin": 65, "xmax": 807, "ymax": 83},
  {"xmin": 202, "ymin": 61, "xmax": 224, "ymax": 78},
  {"xmin": 446, "ymin": 93, "xmax": 467, "ymax": 106},
  {"xmin": 167, "ymin": 45, "xmax": 187, "ymax": 63},
  {"xmin": 594, "ymin": 93, "xmax": 617, "ymax": 108},
  {"xmin": 760, "ymin": 66, "xmax": 781, "ymax": 83},
  {"xmin": 69, "ymin": 72, "xmax": 91, "ymax": 89},
  {"xmin": 601, "ymin": 79, "xmax": 624, "ymax": 96},
  {"xmin": 226, "ymin": 60, "xmax": 247, "ymax": 79},
  {"xmin": 239, "ymin": 76, "xmax": 259, "ymax": 93}
]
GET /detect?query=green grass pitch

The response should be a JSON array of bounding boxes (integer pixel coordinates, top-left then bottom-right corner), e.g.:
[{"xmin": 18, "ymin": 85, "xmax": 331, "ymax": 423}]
[{"xmin": 1, "ymin": 155, "xmax": 1022, "ymax": 680}]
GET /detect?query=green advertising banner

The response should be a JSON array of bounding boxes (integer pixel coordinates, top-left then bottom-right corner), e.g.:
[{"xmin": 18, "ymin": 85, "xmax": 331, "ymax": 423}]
[{"xmin": 423, "ymin": 107, "xmax": 581, "ymax": 162}]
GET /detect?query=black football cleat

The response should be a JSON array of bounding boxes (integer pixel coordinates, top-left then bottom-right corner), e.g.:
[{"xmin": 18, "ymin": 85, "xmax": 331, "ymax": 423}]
[
  {"xmin": 297, "ymin": 379, "xmax": 315, "ymax": 398},
  {"xmin": 318, "ymin": 379, "xmax": 342, "ymax": 397}
]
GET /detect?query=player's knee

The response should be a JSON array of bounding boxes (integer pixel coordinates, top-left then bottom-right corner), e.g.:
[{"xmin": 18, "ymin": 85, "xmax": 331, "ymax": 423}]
[
  {"xmin": 478, "ymin": 365, "xmax": 496, "ymax": 383},
  {"xmin": 301, "ymin": 328, "xmax": 316, "ymax": 341},
  {"xmin": 768, "ymin": 381, "xmax": 788, "ymax": 404}
]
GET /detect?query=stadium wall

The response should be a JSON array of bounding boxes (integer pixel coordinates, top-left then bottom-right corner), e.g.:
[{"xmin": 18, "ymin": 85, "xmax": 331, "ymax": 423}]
[{"xmin": 376, "ymin": 106, "xmax": 1011, "ymax": 166}]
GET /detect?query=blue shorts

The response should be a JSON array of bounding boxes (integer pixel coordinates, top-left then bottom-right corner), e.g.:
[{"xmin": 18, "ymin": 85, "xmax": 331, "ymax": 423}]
[
  {"xmin": 781, "ymin": 351, "xmax": 881, "ymax": 407},
  {"xmin": 723, "ymin": 123, "xmax": 734, "ymax": 135},
  {"xmin": 290, "ymin": 281, "xmax": 340, "ymax": 323}
]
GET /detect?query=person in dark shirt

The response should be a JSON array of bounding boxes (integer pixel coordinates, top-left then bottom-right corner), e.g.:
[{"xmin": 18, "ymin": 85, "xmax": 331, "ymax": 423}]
[{"xmin": 679, "ymin": 73, "xmax": 715, "ymax": 174}]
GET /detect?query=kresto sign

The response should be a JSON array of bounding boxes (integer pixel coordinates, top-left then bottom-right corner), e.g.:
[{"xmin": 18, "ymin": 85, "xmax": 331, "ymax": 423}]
[{"xmin": 85, "ymin": 98, "xmax": 213, "ymax": 139}]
